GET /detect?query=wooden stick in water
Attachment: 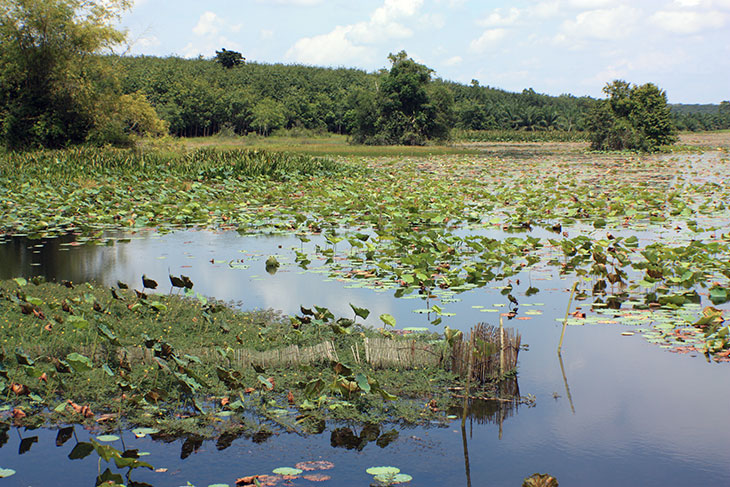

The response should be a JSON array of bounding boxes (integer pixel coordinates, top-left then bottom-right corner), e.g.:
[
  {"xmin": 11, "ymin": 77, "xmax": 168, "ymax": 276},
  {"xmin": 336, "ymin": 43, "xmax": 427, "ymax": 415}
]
[{"xmin": 558, "ymin": 281, "xmax": 578, "ymax": 353}]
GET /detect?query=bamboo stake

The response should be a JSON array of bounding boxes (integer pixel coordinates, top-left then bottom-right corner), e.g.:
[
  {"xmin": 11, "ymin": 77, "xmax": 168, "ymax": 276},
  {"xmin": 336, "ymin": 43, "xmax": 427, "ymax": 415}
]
[
  {"xmin": 461, "ymin": 334, "xmax": 474, "ymax": 428},
  {"xmin": 499, "ymin": 315, "xmax": 505, "ymax": 377},
  {"xmin": 558, "ymin": 281, "xmax": 578, "ymax": 353}
]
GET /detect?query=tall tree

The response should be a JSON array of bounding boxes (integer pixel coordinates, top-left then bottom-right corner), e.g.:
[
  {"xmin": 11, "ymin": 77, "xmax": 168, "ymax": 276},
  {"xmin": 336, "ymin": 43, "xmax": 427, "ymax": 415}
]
[
  {"xmin": 350, "ymin": 51, "xmax": 453, "ymax": 145},
  {"xmin": 215, "ymin": 48, "xmax": 245, "ymax": 69},
  {"xmin": 0, "ymin": 0, "xmax": 131, "ymax": 148},
  {"xmin": 588, "ymin": 80, "xmax": 677, "ymax": 151}
]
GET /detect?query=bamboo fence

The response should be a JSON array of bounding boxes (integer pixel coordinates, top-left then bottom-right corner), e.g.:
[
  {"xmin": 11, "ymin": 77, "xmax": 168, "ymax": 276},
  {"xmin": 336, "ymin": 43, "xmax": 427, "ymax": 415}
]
[
  {"xmin": 363, "ymin": 337, "xmax": 446, "ymax": 369},
  {"xmin": 450, "ymin": 323, "xmax": 521, "ymax": 383}
]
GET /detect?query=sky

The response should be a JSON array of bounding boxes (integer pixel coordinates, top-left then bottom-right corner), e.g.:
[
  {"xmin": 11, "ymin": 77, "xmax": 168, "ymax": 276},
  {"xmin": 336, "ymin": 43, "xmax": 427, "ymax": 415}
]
[{"xmin": 119, "ymin": 0, "xmax": 730, "ymax": 104}]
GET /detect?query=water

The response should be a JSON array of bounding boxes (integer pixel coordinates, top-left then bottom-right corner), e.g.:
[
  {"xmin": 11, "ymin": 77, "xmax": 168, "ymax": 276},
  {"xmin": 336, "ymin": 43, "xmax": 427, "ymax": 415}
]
[{"xmin": 1, "ymin": 229, "xmax": 729, "ymax": 486}]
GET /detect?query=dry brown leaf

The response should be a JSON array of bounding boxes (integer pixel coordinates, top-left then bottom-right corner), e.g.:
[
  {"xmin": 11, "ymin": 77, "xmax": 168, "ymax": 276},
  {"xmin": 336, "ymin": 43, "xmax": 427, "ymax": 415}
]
[
  {"xmin": 295, "ymin": 460, "xmax": 335, "ymax": 471},
  {"xmin": 303, "ymin": 473, "xmax": 332, "ymax": 482}
]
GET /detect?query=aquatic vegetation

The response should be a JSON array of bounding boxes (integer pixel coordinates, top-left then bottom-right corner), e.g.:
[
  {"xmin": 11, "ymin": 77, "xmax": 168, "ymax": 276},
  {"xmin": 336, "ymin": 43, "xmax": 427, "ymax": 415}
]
[{"xmin": 0, "ymin": 279, "xmax": 470, "ymax": 436}]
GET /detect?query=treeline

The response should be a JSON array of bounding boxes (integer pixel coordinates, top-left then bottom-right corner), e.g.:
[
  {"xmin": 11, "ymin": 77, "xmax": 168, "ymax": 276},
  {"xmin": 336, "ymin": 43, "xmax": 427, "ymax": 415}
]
[
  {"xmin": 109, "ymin": 54, "xmax": 598, "ymax": 139},
  {"xmin": 671, "ymin": 102, "xmax": 730, "ymax": 131}
]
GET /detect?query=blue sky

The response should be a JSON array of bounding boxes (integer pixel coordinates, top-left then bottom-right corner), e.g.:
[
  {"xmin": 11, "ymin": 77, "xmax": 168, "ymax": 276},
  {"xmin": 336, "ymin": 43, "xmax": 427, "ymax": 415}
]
[{"xmin": 120, "ymin": 0, "xmax": 730, "ymax": 104}]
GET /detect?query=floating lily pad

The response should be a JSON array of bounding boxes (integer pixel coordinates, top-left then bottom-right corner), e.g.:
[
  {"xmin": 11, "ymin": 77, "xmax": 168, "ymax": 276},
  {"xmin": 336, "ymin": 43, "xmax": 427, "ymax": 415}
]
[
  {"xmin": 273, "ymin": 467, "xmax": 303, "ymax": 476},
  {"xmin": 366, "ymin": 466, "xmax": 400, "ymax": 476},
  {"xmin": 132, "ymin": 427, "xmax": 160, "ymax": 438},
  {"xmin": 0, "ymin": 468, "xmax": 16, "ymax": 478},
  {"xmin": 96, "ymin": 435, "xmax": 119, "ymax": 442}
]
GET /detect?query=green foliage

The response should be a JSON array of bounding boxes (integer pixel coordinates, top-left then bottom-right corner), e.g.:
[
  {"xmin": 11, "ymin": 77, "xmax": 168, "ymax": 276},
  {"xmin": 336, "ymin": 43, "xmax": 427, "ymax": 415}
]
[
  {"xmin": 251, "ymin": 98, "xmax": 286, "ymax": 136},
  {"xmin": 104, "ymin": 53, "xmax": 600, "ymax": 140},
  {"xmin": 588, "ymin": 80, "xmax": 677, "ymax": 151},
  {"xmin": 0, "ymin": 0, "xmax": 133, "ymax": 149},
  {"xmin": 671, "ymin": 101, "xmax": 730, "ymax": 131},
  {"xmin": 215, "ymin": 48, "xmax": 244, "ymax": 69},
  {"xmin": 350, "ymin": 51, "xmax": 454, "ymax": 145}
]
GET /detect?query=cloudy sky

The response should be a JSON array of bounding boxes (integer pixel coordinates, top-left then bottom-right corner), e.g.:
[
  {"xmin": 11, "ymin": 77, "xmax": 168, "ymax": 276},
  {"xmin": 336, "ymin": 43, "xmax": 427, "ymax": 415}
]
[{"xmin": 121, "ymin": 0, "xmax": 730, "ymax": 104}]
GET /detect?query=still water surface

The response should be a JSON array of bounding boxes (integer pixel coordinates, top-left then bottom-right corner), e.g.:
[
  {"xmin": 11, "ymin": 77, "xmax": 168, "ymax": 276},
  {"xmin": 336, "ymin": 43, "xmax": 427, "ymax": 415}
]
[{"xmin": 1, "ymin": 229, "xmax": 729, "ymax": 486}]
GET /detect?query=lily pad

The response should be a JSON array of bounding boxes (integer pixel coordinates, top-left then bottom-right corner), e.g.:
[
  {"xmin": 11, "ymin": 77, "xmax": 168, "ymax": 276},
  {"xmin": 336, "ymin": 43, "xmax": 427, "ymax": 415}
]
[
  {"xmin": 366, "ymin": 466, "xmax": 400, "ymax": 476},
  {"xmin": 96, "ymin": 435, "xmax": 119, "ymax": 442},
  {"xmin": 0, "ymin": 468, "xmax": 16, "ymax": 478},
  {"xmin": 273, "ymin": 467, "xmax": 303, "ymax": 476}
]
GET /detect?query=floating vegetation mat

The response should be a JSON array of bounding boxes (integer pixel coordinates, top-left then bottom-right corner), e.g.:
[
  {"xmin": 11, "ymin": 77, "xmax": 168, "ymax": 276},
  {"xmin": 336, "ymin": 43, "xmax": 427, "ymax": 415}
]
[{"xmin": 0, "ymin": 279, "xmax": 515, "ymax": 437}]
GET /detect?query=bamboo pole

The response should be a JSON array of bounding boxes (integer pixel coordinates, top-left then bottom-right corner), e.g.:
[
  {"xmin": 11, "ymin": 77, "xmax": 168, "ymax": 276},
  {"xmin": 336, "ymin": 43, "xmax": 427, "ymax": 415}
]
[
  {"xmin": 461, "ymin": 334, "xmax": 474, "ymax": 428},
  {"xmin": 499, "ymin": 315, "xmax": 505, "ymax": 377},
  {"xmin": 558, "ymin": 281, "xmax": 578, "ymax": 353}
]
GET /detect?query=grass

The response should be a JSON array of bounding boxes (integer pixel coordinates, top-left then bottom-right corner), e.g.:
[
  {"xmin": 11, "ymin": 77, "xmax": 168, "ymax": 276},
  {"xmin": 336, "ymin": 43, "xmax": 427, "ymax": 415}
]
[{"xmin": 153, "ymin": 131, "xmax": 488, "ymax": 157}]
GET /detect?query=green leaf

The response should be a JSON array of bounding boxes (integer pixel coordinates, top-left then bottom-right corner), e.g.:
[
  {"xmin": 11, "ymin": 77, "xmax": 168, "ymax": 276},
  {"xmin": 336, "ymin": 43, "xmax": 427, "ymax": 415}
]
[
  {"xmin": 96, "ymin": 322, "xmax": 119, "ymax": 344},
  {"xmin": 132, "ymin": 427, "xmax": 160, "ymax": 438},
  {"xmin": 350, "ymin": 303, "xmax": 370, "ymax": 320},
  {"xmin": 12, "ymin": 277, "xmax": 27, "ymax": 287},
  {"xmin": 66, "ymin": 353, "xmax": 93, "ymax": 372},
  {"xmin": 257, "ymin": 375, "xmax": 274, "ymax": 390},
  {"xmin": 66, "ymin": 315, "xmax": 89, "ymax": 329},
  {"xmin": 366, "ymin": 466, "xmax": 400, "ymax": 476},
  {"xmin": 97, "ymin": 468, "xmax": 124, "ymax": 486},
  {"xmin": 379, "ymin": 313, "xmax": 396, "ymax": 327},
  {"xmin": 355, "ymin": 372, "xmax": 371, "ymax": 393},
  {"xmin": 96, "ymin": 435, "xmax": 119, "ymax": 442},
  {"xmin": 14, "ymin": 348, "xmax": 34, "ymax": 366},
  {"xmin": 272, "ymin": 467, "xmax": 302, "ymax": 476}
]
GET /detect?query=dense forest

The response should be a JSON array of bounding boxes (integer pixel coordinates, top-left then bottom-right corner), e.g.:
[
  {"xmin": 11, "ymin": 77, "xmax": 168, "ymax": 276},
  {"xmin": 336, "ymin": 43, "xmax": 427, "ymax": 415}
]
[
  {"xmin": 671, "ymin": 102, "xmax": 730, "ymax": 131},
  {"xmin": 110, "ymin": 54, "xmax": 730, "ymax": 140},
  {"xmin": 109, "ymin": 54, "xmax": 601, "ymax": 139}
]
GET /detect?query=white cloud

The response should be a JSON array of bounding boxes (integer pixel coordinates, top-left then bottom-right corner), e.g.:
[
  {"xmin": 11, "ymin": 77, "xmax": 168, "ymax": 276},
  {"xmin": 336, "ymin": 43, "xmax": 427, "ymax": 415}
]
[
  {"xmin": 650, "ymin": 9, "xmax": 728, "ymax": 33},
  {"xmin": 286, "ymin": 0, "xmax": 424, "ymax": 65},
  {"xmin": 286, "ymin": 25, "xmax": 372, "ymax": 66},
  {"xmin": 259, "ymin": 0, "xmax": 324, "ymax": 5},
  {"xmin": 561, "ymin": 6, "xmax": 641, "ymax": 40},
  {"xmin": 565, "ymin": 0, "xmax": 615, "ymax": 8},
  {"xmin": 444, "ymin": 55, "xmax": 463, "ymax": 66},
  {"xmin": 478, "ymin": 7, "xmax": 521, "ymax": 27},
  {"xmin": 470, "ymin": 28, "xmax": 507, "ymax": 53},
  {"xmin": 182, "ymin": 36, "xmax": 243, "ymax": 59},
  {"xmin": 192, "ymin": 11, "xmax": 221, "ymax": 37},
  {"xmin": 420, "ymin": 13, "xmax": 445, "ymax": 29},
  {"xmin": 135, "ymin": 35, "xmax": 160, "ymax": 49},
  {"xmin": 532, "ymin": 1, "xmax": 561, "ymax": 17},
  {"xmin": 260, "ymin": 29, "xmax": 274, "ymax": 40}
]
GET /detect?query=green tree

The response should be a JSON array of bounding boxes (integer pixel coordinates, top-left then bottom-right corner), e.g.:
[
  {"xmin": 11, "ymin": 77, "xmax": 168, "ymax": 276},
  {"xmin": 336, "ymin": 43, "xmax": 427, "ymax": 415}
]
[
  {"xmin": 215, "ymin": 48, "xmax": 245, "ymax": 69},
  {"xmin": 350, "ymin": 51, "xmax": 453, "ymax": 145},
  {"xmin": 0, "ymin": 0, "xmax": 131, "ymax": 148},
  {"xmin": 588, "ymin": 80, "xmax": 677, "ymax": 151},
  {"xmin": 251, "ymin": 98, "xmax": 286, "ymax": 135}
]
